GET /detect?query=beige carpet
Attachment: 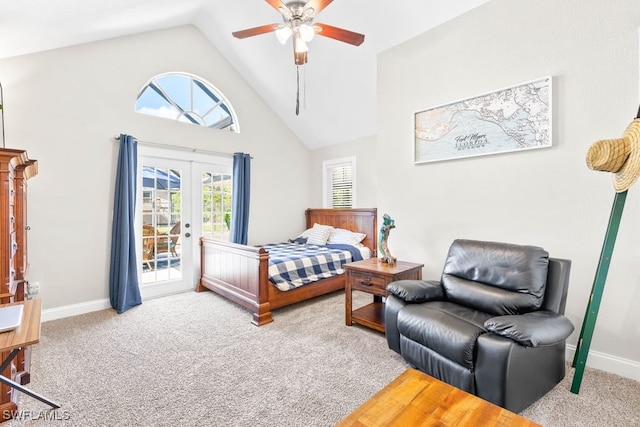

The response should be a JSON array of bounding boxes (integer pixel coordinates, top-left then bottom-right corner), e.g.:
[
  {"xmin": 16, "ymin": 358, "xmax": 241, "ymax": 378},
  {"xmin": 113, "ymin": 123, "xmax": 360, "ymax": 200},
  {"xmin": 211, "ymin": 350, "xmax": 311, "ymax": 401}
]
[{"xmin": 4, "ymin": 291, "xmax": 640, "ymax": 426}]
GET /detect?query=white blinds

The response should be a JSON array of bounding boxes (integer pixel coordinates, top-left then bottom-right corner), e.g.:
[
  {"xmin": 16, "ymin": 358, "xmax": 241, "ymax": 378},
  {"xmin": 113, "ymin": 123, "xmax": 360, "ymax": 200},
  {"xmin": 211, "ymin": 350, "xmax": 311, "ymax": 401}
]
[{"xmin": 329, "ymin": 163, "xmax": 353, "ymax": 208}]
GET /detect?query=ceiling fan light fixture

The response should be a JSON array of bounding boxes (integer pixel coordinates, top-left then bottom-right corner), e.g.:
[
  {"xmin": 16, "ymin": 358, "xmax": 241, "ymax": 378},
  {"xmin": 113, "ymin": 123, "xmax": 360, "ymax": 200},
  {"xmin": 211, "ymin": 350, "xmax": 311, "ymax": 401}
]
[
  {"xmin": 293, "ymin": 36, "xmax": 308, "ymax": 53},
  {"xmin": 298, "ymin": 24, "xmax": 315, "ymax": 43},
  {"xmin": 293, "ymin": 36, "xmax": 309, "ymax": 53},
  {"xmin": 275, "ymin": 25, "xmax": 293, "ymax": 44}
]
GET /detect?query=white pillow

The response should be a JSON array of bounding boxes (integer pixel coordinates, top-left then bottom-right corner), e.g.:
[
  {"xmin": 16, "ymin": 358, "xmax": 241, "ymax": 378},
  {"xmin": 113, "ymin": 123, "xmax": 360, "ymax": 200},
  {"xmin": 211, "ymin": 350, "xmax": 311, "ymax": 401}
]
[
  {"xmin": 299, "ymin": 228, "xmax": 312, "ymax": 238},
  {"xmin": 327, "ymin": 228, "xmax": 367, "ymax": 246},
  {"xmin": 299, "ymin": 223, "xmax": 333, "ymax": 237},
  {"xmin": 305, "ymin": 223, "xmax": 334, "ymax": 245}
]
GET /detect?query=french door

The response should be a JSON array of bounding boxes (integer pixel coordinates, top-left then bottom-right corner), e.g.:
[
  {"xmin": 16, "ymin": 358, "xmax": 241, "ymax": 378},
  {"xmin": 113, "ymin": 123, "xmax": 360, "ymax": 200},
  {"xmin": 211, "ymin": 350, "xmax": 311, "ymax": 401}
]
[
  {"xmin": 137, "ymin": 157, "xmax": 194, "ymax": 299},
  {"xmin": 136, "ymin": 149, "xmax": 233, "ymax": 300}
]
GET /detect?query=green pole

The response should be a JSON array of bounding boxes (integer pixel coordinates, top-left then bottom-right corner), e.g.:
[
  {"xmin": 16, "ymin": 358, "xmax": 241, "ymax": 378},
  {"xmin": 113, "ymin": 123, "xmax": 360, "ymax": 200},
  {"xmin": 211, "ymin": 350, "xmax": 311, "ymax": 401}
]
[{"xmin": 571, "ymin": 190, "xmax": 627, "ymax": 394}]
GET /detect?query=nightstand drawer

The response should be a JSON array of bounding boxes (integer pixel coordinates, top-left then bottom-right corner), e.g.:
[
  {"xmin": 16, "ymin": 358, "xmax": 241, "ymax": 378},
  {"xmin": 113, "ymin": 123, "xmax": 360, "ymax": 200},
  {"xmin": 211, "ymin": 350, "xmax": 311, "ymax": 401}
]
[{"xmin": 350, "ymin": 271, "xmax": 388, "ymax": 294}]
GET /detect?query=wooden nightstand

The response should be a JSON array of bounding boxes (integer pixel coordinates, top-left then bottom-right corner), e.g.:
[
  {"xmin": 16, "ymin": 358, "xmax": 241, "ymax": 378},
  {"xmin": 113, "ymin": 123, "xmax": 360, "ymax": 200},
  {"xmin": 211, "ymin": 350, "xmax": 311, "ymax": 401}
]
[{"xmin": 344, "ymin": 258, "xmax": 423, "ymax": 332}]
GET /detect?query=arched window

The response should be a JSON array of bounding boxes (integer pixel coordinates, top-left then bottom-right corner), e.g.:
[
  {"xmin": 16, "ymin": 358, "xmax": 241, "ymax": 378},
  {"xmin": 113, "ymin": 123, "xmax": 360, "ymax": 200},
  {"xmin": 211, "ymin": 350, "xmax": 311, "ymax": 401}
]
[{"xmin": 135, "ymin": 73, "xmax": 239, "ymax": 132}]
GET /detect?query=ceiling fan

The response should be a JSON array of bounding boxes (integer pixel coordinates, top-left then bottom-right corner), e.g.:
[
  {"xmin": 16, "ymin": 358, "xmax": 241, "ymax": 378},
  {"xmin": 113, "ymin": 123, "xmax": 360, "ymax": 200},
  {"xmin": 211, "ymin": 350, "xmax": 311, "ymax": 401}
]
[{"xmin": 232, "ymin": 0, "xmax": 365, "ymax": 66}]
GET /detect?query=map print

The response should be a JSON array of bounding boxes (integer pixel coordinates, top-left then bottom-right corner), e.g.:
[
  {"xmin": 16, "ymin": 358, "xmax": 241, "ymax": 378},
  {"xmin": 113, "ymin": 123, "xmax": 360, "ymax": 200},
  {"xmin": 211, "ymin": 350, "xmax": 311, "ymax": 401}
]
[{"xmin": 414, "ymin": 77, "xmax": 551, "ymax": 163}]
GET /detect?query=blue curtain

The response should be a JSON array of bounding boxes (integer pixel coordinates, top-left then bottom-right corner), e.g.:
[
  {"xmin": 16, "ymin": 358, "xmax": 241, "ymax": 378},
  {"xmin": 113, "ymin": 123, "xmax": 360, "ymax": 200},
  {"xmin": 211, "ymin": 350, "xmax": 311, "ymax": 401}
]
[
  {"xmin": 230, "ymin": 153, "xmax": 251, "ymax": 245},
  {"xmin": 109, "ymin": 134, "xmax": 142, "ymax": 313}
]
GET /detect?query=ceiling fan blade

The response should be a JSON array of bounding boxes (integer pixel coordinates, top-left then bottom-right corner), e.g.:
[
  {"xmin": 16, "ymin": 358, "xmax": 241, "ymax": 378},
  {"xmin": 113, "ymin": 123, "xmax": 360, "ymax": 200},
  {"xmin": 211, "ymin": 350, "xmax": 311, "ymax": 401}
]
[
  {"xmin": 265, "ymin": 0, "xmax": 288, "ymax": 12},
  {"xmin": 232, "ymin": 24, "xmax": 279, "ymax": 39},
  {"xmin": 304, "ymin": 0, "xmax": 333, "ymax": 17},
  {"xmin": 314, "ymin": 23, "xmax": 365, "ymax": 46}
]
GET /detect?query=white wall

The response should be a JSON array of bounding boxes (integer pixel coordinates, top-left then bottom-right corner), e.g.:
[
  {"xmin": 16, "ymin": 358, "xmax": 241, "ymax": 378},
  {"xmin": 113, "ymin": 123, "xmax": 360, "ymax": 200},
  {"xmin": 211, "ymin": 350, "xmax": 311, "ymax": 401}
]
[
  {"xmin": 378, "ymin": 0, "xmax": 640, "ymax": 376},
  {"xmin": 314, "ymin": 0, "xmax": 640, "ymax": 378},
  {"xmin": 0, "ymin": 25, "xmax": 313, "ymax": 310}
]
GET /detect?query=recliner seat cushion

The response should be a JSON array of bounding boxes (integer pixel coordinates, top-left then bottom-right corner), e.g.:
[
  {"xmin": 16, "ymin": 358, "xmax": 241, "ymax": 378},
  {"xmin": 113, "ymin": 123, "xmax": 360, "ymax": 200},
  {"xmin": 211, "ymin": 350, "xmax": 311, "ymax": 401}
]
[
  {"xmin": 397, "ymin": 301, "xmax": 493, "ymax": 369},
  {"xmin": 442, "ymin": 239, "xmax": 549, "ymax": 315}
]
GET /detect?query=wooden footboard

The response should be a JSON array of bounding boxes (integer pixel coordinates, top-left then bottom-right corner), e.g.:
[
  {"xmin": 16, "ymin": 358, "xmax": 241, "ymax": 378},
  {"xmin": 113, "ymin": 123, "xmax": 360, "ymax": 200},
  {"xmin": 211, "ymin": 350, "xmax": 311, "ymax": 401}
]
[
  {"xmin": 197, "ymin": 208, "xmax": 378, "ymax": 326},
  {"xmin": 196, "ymin": 239, "xmax": 273, "ymax": 326}
]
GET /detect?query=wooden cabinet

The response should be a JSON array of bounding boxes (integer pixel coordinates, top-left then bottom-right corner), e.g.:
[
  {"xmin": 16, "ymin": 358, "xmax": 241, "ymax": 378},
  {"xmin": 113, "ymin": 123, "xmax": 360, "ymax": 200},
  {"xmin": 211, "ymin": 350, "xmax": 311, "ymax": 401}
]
[
  {"xmin": 0, "ymin": 148, "xmax": 37, "ymax": 414},
  {"xmin": 345, "ymin": 258, "xmax": 423, "ymax": 332}
]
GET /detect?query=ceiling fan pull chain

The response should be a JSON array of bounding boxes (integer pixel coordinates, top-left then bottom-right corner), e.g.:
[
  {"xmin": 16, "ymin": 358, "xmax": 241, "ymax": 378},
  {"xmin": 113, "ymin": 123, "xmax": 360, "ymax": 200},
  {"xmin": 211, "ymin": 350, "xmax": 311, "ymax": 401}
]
[
  {"xmin": 302, "ymin": 65, "xmax": 306, "ymax": 110},
  {"xmin": 296, "ymin": 65, "xmax": 300, "ymax": 116}
]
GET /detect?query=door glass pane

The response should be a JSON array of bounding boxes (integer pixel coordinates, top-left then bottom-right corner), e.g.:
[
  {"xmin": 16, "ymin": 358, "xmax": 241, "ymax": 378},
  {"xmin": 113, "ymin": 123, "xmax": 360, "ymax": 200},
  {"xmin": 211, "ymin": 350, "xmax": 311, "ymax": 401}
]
[
  {"xmin": 142, "ymin": 166, "xmax": 183, "ymax": 284},
  {"xmin": 201, "ymin": 171, "xmax": 232, "ymax": 241}
]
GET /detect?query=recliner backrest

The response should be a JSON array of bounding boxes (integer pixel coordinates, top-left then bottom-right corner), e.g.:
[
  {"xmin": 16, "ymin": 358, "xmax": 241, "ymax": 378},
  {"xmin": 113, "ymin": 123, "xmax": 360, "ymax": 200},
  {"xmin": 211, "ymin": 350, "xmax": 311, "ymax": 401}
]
[
  {"xmin": 441, "ymin": 239, "xmax": 550, "ymax": 315},
  {"xmin": 541, "ymin": 257, "xmax": 571, "ymax": 314}
]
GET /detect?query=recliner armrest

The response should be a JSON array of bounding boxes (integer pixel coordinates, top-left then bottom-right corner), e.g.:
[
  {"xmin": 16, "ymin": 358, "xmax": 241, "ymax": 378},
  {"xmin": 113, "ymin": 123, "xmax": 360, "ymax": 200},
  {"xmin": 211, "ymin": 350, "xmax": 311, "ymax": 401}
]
[
  {"xmin": 484, "ymin": 310, "xmax": 574, "ymax": 347},
  {"xmin": 386, "ymin": 279, "xmax": 444, "ymax": 303}
]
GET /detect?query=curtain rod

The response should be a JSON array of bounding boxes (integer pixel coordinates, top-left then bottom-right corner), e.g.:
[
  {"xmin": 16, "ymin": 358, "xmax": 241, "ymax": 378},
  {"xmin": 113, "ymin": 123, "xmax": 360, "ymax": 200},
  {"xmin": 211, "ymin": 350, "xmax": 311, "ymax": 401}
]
[{"xmin": 114, "ymin": 135, "xmax": 253, "ymax": 159}]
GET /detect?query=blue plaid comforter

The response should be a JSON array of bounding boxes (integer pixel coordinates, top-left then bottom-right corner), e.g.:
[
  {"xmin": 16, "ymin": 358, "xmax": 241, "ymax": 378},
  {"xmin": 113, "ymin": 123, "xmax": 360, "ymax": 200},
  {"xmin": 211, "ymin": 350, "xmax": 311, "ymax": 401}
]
[{"xmin": 263, "ymin": 243, "xmax": 362, "ymax": 291}]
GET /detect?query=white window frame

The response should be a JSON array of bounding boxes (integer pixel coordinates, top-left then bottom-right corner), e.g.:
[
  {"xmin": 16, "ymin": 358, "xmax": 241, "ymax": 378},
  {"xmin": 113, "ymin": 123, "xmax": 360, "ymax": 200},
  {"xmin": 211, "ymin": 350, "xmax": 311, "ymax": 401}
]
[
  {"xmin": 135, "ymin": 72, "xmax": 240, "ymax": 132},
  {"xmin": 322, "ymin": 156, "xmax": 356, "ymax": 208}
]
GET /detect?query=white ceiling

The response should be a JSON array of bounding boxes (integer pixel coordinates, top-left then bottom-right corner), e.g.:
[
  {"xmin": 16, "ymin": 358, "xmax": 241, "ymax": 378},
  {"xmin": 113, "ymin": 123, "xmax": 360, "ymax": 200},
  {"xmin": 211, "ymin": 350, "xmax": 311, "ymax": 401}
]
[{"xmin": 0, "ymin": 0, "xmax": 489, "ymax": 149}]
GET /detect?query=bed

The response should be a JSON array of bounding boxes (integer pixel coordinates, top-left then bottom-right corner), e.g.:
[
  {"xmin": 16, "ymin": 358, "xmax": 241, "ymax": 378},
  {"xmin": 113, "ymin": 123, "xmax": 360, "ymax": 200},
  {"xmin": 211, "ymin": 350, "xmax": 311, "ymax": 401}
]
[{"xmin": 196, "ymin": 208, "xmax": 378, "ymax": 326}]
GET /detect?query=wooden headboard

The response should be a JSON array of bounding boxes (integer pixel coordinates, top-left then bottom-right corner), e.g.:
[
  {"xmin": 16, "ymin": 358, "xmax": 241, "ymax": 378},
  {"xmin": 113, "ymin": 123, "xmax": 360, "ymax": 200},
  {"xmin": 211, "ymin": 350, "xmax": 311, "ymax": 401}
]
[{"xmin": 305, "ymin": 208, "xmax": 378, "ymax": 256}]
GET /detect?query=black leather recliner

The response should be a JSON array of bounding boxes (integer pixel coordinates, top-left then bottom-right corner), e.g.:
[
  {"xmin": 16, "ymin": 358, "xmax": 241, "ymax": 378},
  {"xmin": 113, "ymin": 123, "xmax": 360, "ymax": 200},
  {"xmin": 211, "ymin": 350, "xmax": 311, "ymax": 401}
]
[{"xmin": 385, "ymin": 239, "xmax": 574, "ymax": 413}]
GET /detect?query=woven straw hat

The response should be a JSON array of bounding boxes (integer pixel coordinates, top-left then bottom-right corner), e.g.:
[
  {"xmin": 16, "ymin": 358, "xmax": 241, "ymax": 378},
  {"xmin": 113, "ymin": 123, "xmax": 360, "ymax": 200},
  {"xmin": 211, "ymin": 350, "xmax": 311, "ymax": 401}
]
[{"xmin": 586, "ymin": 118, "xmax": 640, "ymax": 192}]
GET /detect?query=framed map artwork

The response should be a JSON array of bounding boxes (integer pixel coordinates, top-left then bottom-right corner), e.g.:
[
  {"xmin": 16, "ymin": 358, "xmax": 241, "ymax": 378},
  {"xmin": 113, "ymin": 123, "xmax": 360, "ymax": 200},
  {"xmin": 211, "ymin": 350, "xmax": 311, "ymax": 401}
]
[{"xmin": 414, "ymin": 76, "xmax": 552, "ymax": 164}]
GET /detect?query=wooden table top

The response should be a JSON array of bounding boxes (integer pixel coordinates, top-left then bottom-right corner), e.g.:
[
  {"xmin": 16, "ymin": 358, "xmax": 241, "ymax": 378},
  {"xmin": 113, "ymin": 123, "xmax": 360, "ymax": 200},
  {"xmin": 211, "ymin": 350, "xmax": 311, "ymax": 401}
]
[
  {"xmin": 337, "ymin": 368, "xmax": 541, "ymax": 427},
  {"xmin": 0, "ymin": 299, "xmax": 42, "ymax": 352},
  {"xmin": 344, "ymin": 258, "xmax": 424, "ymax": 275}
]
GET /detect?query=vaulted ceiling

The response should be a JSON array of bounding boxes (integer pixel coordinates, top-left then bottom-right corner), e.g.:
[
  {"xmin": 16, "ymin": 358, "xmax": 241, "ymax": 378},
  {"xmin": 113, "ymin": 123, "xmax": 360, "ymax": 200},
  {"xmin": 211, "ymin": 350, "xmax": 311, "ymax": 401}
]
[{"xmin": 0, "ymin": 0, "xmax": 489, "ymax": 149}]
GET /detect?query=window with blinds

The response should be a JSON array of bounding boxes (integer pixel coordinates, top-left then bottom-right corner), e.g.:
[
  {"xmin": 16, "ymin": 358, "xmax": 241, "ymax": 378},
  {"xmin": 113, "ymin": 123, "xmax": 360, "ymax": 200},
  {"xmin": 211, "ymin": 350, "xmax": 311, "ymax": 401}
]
[{"xmin": 323, "ymin": 157, "xmax": 356, "ymax": 208}]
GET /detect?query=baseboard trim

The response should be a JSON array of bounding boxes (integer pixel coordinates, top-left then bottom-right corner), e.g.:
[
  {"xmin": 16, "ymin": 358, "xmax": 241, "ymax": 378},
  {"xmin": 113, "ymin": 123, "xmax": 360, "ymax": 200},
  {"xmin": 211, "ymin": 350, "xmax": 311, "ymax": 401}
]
[
  {"xmin": 40, "ymin": 288, "xmax": 193, "ymax": 322},
  {"xmin": 566, "ymin": 344, "xmax": 640, "ymax": 382},
  {"xmin": 41, "ymin": 298, "xmax": 112, "ymax": 322}
]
